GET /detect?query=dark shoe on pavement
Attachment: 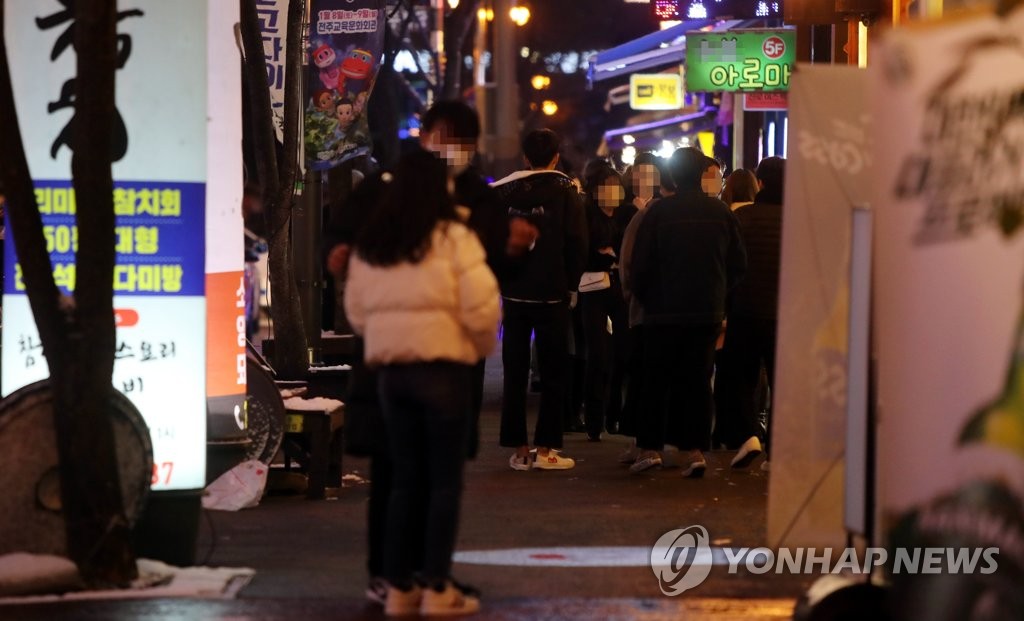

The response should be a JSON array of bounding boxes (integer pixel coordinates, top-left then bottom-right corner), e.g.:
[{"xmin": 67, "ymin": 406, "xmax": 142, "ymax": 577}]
[
  {"xmin": 680, "ymin": 450, "xmax": 707, "ymax": 478},
  {"xmin": 629, "ymin": 450, "xmax": 663, "ymax": 473}
]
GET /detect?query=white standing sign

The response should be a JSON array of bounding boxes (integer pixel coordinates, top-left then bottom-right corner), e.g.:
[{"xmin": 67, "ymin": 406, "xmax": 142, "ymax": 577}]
[{"xmin": 2, "ymin": 1, "xmax": 241, "ymax": 492}]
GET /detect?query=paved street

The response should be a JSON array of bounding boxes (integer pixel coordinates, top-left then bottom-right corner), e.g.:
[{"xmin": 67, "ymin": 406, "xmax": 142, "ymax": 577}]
[{"xmin": 7, "ymin": 355, "xmax": 809, "ymax": 620}]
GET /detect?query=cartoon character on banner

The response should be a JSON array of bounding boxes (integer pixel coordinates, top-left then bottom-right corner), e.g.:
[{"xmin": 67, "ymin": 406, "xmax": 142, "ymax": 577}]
[{"xmin": 313, "ymin": 44, "xmax": 342, "ymax": 91}]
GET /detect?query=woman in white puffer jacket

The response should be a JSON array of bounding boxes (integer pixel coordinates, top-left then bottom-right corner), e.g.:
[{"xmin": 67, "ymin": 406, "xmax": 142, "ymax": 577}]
[{"xmin": 344, "ymin": 150, "xmax": 499, "ymax": 617}]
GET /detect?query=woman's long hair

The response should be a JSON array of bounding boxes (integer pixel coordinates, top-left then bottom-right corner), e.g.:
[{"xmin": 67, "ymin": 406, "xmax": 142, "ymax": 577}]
[{"xmin": 355, "ymin": 149, "xmax": 458, "ymax": 267}]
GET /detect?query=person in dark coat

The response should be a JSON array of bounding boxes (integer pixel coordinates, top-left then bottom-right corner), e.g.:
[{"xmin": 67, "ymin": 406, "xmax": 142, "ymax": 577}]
[
  {"xmin": 493, "ymin": 128, "xmax": 588, "ymax": 471},
  {"xmin": 579, "ymin": 160, "xmax": 636, "ymax": 441},
  {"xmin": 629, "ymin": 147, "xmax": 747, "ymax": 478},
  {"xmin": 724, "ymin": 156, "xmax": 785, "ymax": 470}
]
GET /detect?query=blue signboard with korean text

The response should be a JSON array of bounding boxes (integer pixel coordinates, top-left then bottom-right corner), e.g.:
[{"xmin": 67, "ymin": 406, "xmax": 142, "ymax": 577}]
[{"xmin": 1, "ymin": 0, "xmax": 239, "ymax": 492}]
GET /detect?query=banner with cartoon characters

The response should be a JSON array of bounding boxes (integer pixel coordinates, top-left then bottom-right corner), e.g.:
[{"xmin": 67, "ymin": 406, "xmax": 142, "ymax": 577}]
[
  {"xmin": 870, "ymin": 8, "xmax": 1024, "ymax": 618},
  {"xmin": 305, "ymin": 0, "xmax": 385, "ymax": 170}
]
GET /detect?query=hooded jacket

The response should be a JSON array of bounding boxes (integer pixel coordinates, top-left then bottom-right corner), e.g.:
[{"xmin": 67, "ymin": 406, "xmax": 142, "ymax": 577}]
[
  {"xmin": 491, "ymin": 169, "xmax": 588, "ymax": 302},
  {"xmin": 730, "ymin": 188, "xmax": 783, "ymax": 320}
]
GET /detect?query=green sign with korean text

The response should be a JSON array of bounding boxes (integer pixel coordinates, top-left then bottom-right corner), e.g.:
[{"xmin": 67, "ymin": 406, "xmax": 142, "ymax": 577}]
[{"xmin": 685, "ymin": 29, "xmax": 796, "ymax": 93}]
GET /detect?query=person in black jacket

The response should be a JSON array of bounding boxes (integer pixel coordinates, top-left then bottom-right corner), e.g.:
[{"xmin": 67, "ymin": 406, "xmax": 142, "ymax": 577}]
[
  {"xmin": 630, "ymin": 147, "xmax": 747, "ymax": 478},
  {"xmin": 493, "ymin": 128, "xmax": 588, "ymax": 471},
  {"xmin": 580, "ymin": 161, "xmax": 636, "ymax": 441},
  {"xmin": 724, "ymin": 156, "xmax": 785, "ymax": 471}
]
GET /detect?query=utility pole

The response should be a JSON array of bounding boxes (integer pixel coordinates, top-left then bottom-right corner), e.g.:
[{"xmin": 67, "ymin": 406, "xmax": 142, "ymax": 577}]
[{"xmin": 492, "ymin": 0, "xmax": 519, "ymax": 177}]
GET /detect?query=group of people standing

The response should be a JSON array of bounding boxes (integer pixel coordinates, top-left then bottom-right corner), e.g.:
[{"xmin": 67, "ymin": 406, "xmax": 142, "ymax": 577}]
[{"xmin": 330, "ymin": 99, "xmax": 786, "ymax": 616}]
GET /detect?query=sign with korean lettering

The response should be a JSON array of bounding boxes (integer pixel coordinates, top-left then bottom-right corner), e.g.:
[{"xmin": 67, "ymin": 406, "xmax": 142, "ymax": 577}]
[
  {"xmin": 629, "ymin": 73, "xmax": 684, "ymax": 111},
  {"xmin": 304, "ymin": 0, "xmax": 386, "ymax": 170},
  {"xmin": 744, "ymin": 92, "xmax": 788, "ymax": 110},
  {"xmin": 1, "ymin": 0, "xmax": 240, "ymax": 492},
  {"xmin": 685, "ymin": 29, "xmax": 796, "ymax": 93},
  {"xmin": 258, "ymin": 0, "xmax": 289, "ymax": 142}
]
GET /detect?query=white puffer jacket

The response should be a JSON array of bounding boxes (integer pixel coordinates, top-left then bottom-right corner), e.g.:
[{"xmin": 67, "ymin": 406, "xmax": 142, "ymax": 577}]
[{"xmin": 344, "ymin": 221, "xmax": 500, "ymax": 366}]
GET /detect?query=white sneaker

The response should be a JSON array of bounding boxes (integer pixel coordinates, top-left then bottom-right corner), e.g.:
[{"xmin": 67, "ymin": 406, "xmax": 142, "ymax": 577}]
[
  {"xmin": 680, "ymin": 450, "xmax": 707, "ymax": 478},
  {"xmin": 385, "ymin": 583, "xmax": 422, "ymax": 616},
  {"xmin": 532, "ymin": 449, "xmax": 575, "ymax": 470},
  {"xmin": 730, "ymin": 436, "xmax": 763, "ymax": 469},
  {"xmin": 420, "ymin": 580, "xmax": 481, "ymax": 616},
  {"xmin": 629, "ymin": 450, "xmax": 662, "ymax": 473},
  {"xmin": 508, "ymin": 452, "xmax": 531, "ymax": 471}
]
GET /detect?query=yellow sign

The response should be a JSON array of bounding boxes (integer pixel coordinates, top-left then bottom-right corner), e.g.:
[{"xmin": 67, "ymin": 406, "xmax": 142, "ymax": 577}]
[{"xmin": 629, "ymin": 73, "xmax": 683, "ymax": 111}]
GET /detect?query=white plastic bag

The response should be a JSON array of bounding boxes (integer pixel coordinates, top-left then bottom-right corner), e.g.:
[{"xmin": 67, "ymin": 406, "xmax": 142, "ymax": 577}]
[{"xmin": 202, "ymin": 460, "xmax": 268, "ymax": 511}]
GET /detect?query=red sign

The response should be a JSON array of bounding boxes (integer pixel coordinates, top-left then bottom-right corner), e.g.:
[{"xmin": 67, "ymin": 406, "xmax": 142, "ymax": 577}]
[
  {"xmin": 744, "ymin": 92, "xmax": 789, "ymax": 111},
  {"xmin": 762, "ymin": 36, "xmax": 787, "ymax": 59}
]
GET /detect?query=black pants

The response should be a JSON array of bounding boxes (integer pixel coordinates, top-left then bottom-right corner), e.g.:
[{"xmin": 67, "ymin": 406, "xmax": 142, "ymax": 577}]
[
  {"xmin": 500, "ymin": 300, "xmax": 568, "ymax": 449},
  {"xmin": 580, "ymin": 282, "xmax": 630, "ymax": 436},
  {"xmin": 712, "ymin": 346, "xmax": 743, "ymax": 448},
  {"xmin": 379, "ymin": 362, "xmax": 472, "ymax": 588},
  {"xmin": 637, "ymin": 323, "xmax": 719, "ymax": 452},
  {"xmin": 619, "ymin": 324, "xmax": 644, "ymax": 438},
  {"xmin": 722, "ymin": 316, "xmax": 777, "ymax": 451}
]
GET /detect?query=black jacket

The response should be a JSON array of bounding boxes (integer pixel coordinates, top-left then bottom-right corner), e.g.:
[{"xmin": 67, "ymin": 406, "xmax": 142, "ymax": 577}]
[
  {"xmin": 631, "ymin": 189, "xmax": 747, "ymax": 326},
  {"xmin": 492, "ymin": 170, "xmax": 588, "ymax": 302},
  {"xmin": 730, "ymin": 196, "xmax": 782, "ymax": 320},
  {"xmin": 455, "ymin": 166, "xmax": 520, "ymax": 282},
  {"xmin": 584, "ymin": 201, "xmax": 637, "ymax": 274}
]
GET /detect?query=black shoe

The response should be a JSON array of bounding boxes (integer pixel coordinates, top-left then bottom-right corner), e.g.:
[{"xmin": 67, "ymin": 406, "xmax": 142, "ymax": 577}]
[{"xmin": 587, "ymin": 433, "xmax": 602, "ymax": 442}]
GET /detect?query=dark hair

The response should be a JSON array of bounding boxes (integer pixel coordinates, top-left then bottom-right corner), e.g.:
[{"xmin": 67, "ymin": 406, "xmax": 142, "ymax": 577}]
[
  {"xmin": 355, "ymin": 149, "xmax": 457, "ymax": 267},
  {"xmin": 668, "ymin": 147, "xmax": 707, "ymax": 190},
  {"xmin": 656, "ymin": 157, "xmax": 676, "ymax": 194},
  {"xmin": 522, "ymin": 129, "xmax": 560, "ymax": 168},
  {"xmin": 755, "ymin": 156, "xmax": 786, "ymax": 203},
  {"xmin": 336, "ymin": 98, "xmax": 353, "ymax": 110},
  {"xmin": 721, "ymin": 169, "xmax": 759, "ymax": 205},
  {"xmin": 421, "ymin": 100, "xmax": 481, "ymax": 141},
  {"xmin": 582, "ymin": 160, "xmax": 622, "ymax": 203}
]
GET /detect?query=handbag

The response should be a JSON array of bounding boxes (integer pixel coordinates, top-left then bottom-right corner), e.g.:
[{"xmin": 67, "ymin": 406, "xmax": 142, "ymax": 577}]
[{"xmin": 578, "ymin": 271, "xmax": 611, "ymax": 293}]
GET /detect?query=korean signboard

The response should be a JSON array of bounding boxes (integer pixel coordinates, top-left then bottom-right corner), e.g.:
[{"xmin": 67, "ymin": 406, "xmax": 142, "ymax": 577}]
[
  {"xmin": 2, "ymin": 1, "xmax": 243, "ymax": 492},
  {"xmin": 870, "ymin": 9, "xmax": 1024, "ymax": 617},
  {"xmin": 629, "ymin": 73, "xmax": 684, "ymax": 111},
  {"xmin": 685, "ymin": 29, "xmax": 795, "ymax": 93},
  {"xmin": 653, "ymin": 0, "xmax": 784, "ymax": 20},
  {"xmin": 744, "ymin": 92, "xmax": 788, "ymax": 110},
  {"xmin": 304, "ymin": 0, "xmax": 386, "ymax": 170},
  {"xmin": 258, "ymin": 0, "xmax": 288, "ymax": 142}
]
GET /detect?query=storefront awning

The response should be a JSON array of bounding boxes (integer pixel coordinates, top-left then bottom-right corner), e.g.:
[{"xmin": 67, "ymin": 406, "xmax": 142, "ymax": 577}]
[
  {"xmin": 588, "ymin": 19, "xmax": 754, "ymax": 84},
  {"xmin": 602, "ymin": 109, "xmax": 717, "ymax": 152}
]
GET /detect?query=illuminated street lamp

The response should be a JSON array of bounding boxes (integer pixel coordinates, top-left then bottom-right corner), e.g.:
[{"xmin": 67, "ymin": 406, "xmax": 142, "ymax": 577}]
[
  {"xmin": 448, "ymin": 0, "xmax": 459, "ymax": 8},
  {"xmin": 509, "ymin": 5, "xmax": 531, "ymax": 26},
  {"xmin": 531, "ymin": 74, "xmax": 551, "ymax": 90},
  {"xmin": 541, "ymin": 100, "xmax": 559, "ymax": 116},
  {"xmin": 478, "ymin": 7, "xmax": 494, "ymax": 21}
]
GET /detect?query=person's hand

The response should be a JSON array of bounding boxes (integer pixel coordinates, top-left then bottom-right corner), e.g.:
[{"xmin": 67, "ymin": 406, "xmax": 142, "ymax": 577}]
[
  {"xmin": 326, "ymin": 243, "xmax": 351, "ymax": 279},
  {"xmin": 568, "ymin": 291, "xmax": 578, "ymax": 310},
  {"xmin": 633, "ymin": 196, "xmax": 650, "ymax": 210},
  {"xmin": 507, "ymin": 217, "xmax": 539, "ymax": 256}
]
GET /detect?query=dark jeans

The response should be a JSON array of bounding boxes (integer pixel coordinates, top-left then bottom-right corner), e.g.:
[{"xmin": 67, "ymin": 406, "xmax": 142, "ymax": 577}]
[
  {"xmin": 378, "ymin": 362, "xmax": 473, "ymax": 588},
  {"xmin": 637, "ymin": 323, "xmax": 720, "ymax": 452},
  {"xmin": 712, "ymin": 347, "xmax": 743, "ymax": 448},
  {"xmin": 723, "ymin": 316, "xmax": 777, "ymax": 451},
  {"xmin": 500, "ymin": 300, "xmax": 568, "ymax": 449},
  {"xmin": 580, "ymin": 282, "xmax": 629, "ymax": 436},
  {"xmin": 619, "ymin": 324, "xmax": 645, "ymax": 438}
]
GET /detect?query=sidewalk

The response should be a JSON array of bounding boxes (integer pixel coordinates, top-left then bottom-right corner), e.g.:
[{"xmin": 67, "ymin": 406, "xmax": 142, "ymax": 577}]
[{"xmin": 8, "ymin": 353, "xmax": 808, "ymax": 620}]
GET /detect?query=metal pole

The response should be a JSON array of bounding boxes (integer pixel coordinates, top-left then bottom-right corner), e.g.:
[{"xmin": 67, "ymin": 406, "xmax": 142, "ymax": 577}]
[
  {"xmin": 293, "ymin": 169, "xmax": 324, "ymax": 365},
  {"xmin": 492, "ymin": 0, "xmax": 519, "ymax": 177},
  {"xmin": 473, "ymin": 8, "xmax": 490, "ymax": 159},
  {"xmin": 732, "ymin": 96, "xmax": 745, "ymax": 171}
]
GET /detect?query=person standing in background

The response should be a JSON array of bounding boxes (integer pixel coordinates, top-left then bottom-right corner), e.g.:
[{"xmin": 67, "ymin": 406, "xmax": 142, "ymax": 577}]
[
  {"xmin": 579, "ymin": 161, "xmax": 636, "ymax": 441},
  {"xmin": 494, "ymin": 129, "xmax": 588, "ymax": 472},
  {"xmin": 724, "ymin": 157, "xmax": 786, "ymax": 471},
  {"xmin": 630, "ymin": 147, "xmax": 746, "ymax": 478}
]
